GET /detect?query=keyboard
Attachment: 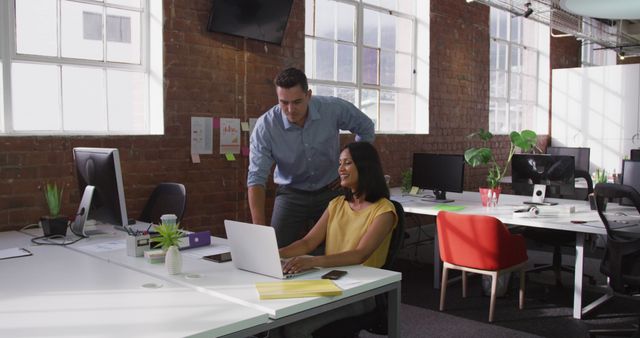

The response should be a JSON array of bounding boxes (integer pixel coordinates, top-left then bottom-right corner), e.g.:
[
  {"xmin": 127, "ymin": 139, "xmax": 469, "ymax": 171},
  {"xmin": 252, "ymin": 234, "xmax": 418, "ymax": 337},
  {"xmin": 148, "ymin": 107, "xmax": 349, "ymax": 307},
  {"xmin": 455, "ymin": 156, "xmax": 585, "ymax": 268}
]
[{"xmin": 523, "ymin": 201, "xmax": 558, "ymax": 206}]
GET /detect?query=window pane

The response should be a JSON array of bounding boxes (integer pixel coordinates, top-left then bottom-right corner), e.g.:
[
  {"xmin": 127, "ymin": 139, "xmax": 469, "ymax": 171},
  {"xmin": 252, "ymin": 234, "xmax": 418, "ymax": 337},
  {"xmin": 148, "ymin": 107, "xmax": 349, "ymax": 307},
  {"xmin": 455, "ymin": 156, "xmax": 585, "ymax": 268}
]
[
  {"xmin": 106, "ymin": 7, "xmax": 141, "ymax": 64},
  {"xmin": 106, "ymin": 0, "xmax": 141, "ymax": 8},
  {"xmin": 522, "ymin": 48, "xmax": 537, "ymax": 76},
  {"xmin": 336, "ymin": 87, "xmax": 356, "ymax": 105},
  {"xmin": 510, "ymin": 73, "xmax": 522, "ymax": 99},
  {"xmin": 305, "ymin": 38, "xmax": 314, "ymax": 76},
  {"xmin": 12, "ymin": 63, "xmax": 61, "ymax": 131},
  {"xmin": 522, "ymin": 75, "xmax": 537, "ymax": 101},
  {"xmin": 107, "ymin": 70, "xmax": 147, "ymax": 131},
  {"xmin": 312, "ymin": 85, "xmax": 334, "ymax": 96},
  {"xmin": 336, "ymin": 2, "xmax": 355, "ymax": 42},
  {"xmin": 379, "ymin": 91, "xmax": 396, "ymax": 132},
  {"xmin": 380, "ymin": 12, "xmax": 396, "ymax": 50},
  {"xmin": 381, "ymin": 51, "xmax": 411, "ymax": 88},
  {"xmin": 316, "ymin": 0, "xmax": 334, "ymax": 39},
  {"xmin": 510, "ymin": 17, "xmax": 522, "ymax": 43},
  {"xmin": 363, "ymin": 9, "xmax": 379, "ymax": 47},
  {"xmin": 396, "ymin": 16, "xmax": 412, "ymax": 53},
  {"xmin": 62, "ymin": 66, "xmax": 107, "ymax": 131},
  {"xmin": 363, "ymin": 0, "xmax": 396, "ymax": 10},
  {"xmin": 397, "ymin": 0, "xmax": 415, "ymax": 15},
  {"xmin": 16, "ymin": 0, "xmax": 57, "ymax": 56},
  {"xmin": 491, "ymin": 70, "xmax": 507, "ymax": 98},
  {"xmin": 305, "ymin": 0, "xmax": 314, "ymax": 35},
  {"xmin": 315, "ymin": 40, "xmax": 335, "ymax": 81},
  {"xmin": 509, "ymin": 103, "xmax": 522, "ymax": 131},
  {"xmin": 395, "ymin": 92, "xmax": 415, "ymax": 131},
  {"xmin": 510, "ymin": 46, "xmax": 522, "ymax": 73},
  {"xmin": 360, "ymin": 89, "xmax": 378, "ymax": 128},
  {"xmin": 362, "ymin": 47, "xmax": 379, "ymax": 85},
  {"xmin": 489, "ymin": 99, "xmax": 508, "ymax": 134},
  {"xmin": 61, "ymin": 1, "xmax": 104, "ymax": 60},
  {"xmin": 337, "ymin": 44, "xmax": 354, "ymax": 83}
]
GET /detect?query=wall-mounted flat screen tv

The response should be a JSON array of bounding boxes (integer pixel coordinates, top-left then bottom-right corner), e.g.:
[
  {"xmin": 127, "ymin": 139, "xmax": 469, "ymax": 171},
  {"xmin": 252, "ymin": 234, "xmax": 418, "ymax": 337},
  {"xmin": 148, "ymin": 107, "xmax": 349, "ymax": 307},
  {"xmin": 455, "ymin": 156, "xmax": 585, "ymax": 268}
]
[{"xmin": 207, "ymin": 0, "xmax": 293, "ymax": 45}]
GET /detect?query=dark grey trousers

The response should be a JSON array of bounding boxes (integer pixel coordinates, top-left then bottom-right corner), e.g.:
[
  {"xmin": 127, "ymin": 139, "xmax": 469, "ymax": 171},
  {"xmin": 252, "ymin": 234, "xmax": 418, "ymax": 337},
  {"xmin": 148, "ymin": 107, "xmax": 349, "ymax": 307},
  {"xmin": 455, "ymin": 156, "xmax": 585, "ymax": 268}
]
[{"xmin": 270, "ymin": 185, "xmax": 342, "ymax": 248}]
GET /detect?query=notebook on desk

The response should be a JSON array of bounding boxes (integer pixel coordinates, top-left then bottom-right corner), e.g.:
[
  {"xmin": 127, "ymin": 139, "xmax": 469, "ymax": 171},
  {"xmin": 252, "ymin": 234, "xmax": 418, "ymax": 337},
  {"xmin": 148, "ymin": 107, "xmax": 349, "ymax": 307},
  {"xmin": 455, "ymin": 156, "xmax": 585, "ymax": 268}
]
[{"xmin": 224, "ymin": 220, "xmax": 319, "ymax": 279}]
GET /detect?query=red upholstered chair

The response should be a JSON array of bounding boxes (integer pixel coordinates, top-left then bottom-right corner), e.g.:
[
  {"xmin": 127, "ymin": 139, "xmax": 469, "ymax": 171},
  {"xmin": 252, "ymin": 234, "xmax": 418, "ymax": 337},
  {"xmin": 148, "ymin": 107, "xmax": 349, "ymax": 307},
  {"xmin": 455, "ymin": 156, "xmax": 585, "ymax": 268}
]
[{"xmin": 436, "ymin": 211, "xmax": 528, "ymax": 322}]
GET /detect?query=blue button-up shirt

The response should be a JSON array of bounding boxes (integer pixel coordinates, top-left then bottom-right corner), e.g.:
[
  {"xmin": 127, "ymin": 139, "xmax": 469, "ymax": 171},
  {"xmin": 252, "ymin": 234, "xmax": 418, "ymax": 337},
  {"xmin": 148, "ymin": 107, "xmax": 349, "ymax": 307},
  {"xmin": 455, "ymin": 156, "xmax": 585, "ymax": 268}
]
[{"xmin": 248, "ymin": 96, "xmax": 375, "ymax": 191}]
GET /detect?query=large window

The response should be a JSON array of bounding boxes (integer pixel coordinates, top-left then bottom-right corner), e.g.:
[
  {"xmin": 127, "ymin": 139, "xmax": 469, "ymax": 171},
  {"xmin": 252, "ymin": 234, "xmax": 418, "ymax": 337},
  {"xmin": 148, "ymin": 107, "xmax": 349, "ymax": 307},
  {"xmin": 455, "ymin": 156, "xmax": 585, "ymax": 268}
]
[
  {"xmin": 489, "ymin": 7, "xmax": 549, "ymax": 135},
  {"xmin": 581, "ymin": 18, "xmax": 617, "ymax": 67},
  {"xmin": 0, "ymin": 0, "xmax": 163, "ymax": 135},
  {"xmin": 305, "ymin": 0, "xmax": 429, "ymax": 133}
]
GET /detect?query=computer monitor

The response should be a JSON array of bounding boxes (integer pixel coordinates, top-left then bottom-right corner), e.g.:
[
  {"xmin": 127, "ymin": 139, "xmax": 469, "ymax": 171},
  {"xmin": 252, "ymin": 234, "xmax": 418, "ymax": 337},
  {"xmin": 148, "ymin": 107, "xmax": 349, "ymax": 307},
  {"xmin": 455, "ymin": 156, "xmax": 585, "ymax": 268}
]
[
  {"xmin": 411, "ymin": 153, "xmax": 465, "ymax": 202},
  {"xmin": 630, "ymin": 149, "xmax": 640, "ymax": 161},
  {"xmin": 621, "ymin": 160, "xmax": 640, "ymax": 206},
  {"xmin": 546, "ymin": 146, "xmax": 590, "ymax": 173},
  {"xmin": 511, "ymin": 154, "xmax": 575, "ymax": 198},
  {"xmin": 72, "ymin": 147, "xmax": 129, "ymax": 230}
]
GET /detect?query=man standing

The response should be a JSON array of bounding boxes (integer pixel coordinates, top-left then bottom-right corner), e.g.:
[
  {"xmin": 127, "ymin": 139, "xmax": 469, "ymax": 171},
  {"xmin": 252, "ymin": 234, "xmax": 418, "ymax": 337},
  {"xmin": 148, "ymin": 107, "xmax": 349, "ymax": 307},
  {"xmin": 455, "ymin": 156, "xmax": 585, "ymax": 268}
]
[{"xmin": 247, "ymin": 67, "xmax": 375, "ymax": 247}]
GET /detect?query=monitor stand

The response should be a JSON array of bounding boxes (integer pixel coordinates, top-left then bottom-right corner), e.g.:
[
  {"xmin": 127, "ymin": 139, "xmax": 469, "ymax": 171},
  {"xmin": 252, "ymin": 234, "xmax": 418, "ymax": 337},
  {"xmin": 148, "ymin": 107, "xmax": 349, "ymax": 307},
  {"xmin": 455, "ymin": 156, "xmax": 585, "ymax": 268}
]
[{"xmin": 421, "ymin": 189, "xmax": 454, "ymax": 203}]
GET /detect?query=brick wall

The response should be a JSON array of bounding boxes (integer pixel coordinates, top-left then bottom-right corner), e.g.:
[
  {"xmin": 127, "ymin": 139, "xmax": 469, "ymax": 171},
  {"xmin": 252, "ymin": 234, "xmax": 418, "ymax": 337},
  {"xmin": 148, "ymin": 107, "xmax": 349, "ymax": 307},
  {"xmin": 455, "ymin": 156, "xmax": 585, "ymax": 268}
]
[{"xmin": 1, "ymin": 0, "xmax": 623, "ymax": 234}]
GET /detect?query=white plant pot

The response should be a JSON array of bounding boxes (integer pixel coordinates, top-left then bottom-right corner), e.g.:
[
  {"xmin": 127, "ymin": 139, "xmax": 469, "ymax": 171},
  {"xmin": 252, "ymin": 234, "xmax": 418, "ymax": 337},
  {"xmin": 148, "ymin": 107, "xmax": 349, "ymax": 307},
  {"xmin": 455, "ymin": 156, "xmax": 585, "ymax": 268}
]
[{"xmin": 165, "ymin": 245, "xmax": 182, "ymax": 275}]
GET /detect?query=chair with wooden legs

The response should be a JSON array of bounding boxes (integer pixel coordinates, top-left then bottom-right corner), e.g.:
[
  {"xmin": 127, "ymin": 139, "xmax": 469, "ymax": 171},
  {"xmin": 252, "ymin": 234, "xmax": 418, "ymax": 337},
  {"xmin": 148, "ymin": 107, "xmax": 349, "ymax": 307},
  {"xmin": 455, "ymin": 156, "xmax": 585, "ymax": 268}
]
[{"xmin": 436, "ymin": 211, "xmax": 528, "ymax": 322}]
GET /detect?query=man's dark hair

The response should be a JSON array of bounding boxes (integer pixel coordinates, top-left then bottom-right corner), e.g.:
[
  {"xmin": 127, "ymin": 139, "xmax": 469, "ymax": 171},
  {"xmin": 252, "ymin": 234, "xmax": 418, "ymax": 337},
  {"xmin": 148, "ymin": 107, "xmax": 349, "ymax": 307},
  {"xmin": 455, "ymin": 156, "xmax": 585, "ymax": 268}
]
[
  {"xmin": 343, "ymin": 142, "xmax": 390, "ymax": 203},
  {"xmin": 274, "ymin": 67, "xmax": 308, "ymax": 92}
]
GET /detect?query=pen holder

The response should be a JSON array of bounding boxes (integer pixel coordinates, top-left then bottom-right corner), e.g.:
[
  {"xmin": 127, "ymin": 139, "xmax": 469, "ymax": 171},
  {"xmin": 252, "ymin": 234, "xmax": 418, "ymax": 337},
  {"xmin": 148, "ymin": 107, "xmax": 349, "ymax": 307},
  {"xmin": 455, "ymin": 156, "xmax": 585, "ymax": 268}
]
[{"xmin": 126, "ymin": 233, "xmax": 150, "ymax": 257}]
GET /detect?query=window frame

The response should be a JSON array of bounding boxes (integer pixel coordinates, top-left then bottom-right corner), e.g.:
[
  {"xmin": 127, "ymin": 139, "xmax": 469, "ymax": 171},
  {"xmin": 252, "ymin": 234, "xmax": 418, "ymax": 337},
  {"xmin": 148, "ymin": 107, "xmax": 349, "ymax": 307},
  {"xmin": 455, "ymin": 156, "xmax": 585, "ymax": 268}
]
[
  {"xmin": 0, "ymin": 0, "xmax": 163, "ymax": 136},
  {"xmin": 489, "ymin": 7, "xmax": 549, "ymax": 135},
  {"xmin": 305, "ymin": 0, "xmax": 428, "ymax": 134}
]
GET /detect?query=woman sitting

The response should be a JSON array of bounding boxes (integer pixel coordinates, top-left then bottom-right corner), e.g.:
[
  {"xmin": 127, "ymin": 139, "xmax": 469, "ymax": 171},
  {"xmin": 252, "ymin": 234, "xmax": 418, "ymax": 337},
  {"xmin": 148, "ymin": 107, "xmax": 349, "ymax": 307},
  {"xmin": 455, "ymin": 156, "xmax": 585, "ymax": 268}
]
[{"xmin": 274, "ymin": 141, "xmax": 397, "ymax": 338}]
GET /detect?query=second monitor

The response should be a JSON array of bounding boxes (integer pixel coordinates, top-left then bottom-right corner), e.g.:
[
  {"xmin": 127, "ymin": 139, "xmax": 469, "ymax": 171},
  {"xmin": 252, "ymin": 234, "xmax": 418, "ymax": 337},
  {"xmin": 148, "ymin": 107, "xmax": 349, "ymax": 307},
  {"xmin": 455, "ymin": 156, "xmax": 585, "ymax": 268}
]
[{"xmin": 412, "ymin": 153, "xmax": 465, "ymax": 203}]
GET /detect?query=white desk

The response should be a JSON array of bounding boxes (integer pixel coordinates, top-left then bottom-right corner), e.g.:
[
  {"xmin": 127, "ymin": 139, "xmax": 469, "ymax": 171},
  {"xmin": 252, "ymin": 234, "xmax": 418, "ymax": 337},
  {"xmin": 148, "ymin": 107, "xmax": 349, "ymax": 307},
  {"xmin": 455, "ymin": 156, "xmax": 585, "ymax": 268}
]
[
  {"xmin": 393, "ymin": 190, "xmax": 640, "ymax": 319},
  {"xmin": 21, "ymin": 227, "xmax": 402, "ymax": 337},
  {"xmin": 0, "ymin": 231, "xmax": 268, "ymax": 338}
]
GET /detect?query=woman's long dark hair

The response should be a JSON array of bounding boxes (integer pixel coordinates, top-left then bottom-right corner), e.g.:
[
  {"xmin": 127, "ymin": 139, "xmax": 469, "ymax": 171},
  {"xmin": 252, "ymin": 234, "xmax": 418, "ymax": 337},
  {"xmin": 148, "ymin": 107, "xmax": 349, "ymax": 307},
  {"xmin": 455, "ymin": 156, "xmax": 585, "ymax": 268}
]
[{"xmin": 343, "ymin": 142, "xmax": 390, "ymax": 202}]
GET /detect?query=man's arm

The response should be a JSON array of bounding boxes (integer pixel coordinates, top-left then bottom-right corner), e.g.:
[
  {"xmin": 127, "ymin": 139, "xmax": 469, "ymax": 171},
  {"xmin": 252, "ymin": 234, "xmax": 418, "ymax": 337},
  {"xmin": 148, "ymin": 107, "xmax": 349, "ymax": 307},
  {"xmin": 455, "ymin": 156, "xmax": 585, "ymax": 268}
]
[
  {"xmin": 334, "ymin": 98, "xmax": 375, "ymax": 142},
  {"xmin": 248, "ymin": 185, "xmax": 267, "ymax": 225}
]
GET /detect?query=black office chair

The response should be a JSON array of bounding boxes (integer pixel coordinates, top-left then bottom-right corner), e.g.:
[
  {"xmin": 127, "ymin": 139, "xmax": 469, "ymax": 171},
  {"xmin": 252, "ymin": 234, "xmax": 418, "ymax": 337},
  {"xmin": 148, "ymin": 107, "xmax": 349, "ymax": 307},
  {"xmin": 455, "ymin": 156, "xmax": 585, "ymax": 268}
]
[
  {"xmin": 312, "ymin": 200, "xmax": 405, "ymax": 338},
  {"xmin": 589, "ymin": 183, "xmax": 640, "ymax": 338},
  {"xmin": 139, "ymin": 183, "xmax": 187, "ymax": 224},
  {"xmin": 524, "ymin": 170, "xmax": 596, "ymax": 287}
]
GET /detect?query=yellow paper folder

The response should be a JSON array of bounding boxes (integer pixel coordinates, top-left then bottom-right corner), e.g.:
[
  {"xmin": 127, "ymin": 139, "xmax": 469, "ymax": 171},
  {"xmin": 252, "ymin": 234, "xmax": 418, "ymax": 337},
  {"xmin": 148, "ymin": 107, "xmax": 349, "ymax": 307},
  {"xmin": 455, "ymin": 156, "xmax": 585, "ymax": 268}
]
[{"xmin": 255, "ymin": 279, "xmax": 343, "ymax": 300}]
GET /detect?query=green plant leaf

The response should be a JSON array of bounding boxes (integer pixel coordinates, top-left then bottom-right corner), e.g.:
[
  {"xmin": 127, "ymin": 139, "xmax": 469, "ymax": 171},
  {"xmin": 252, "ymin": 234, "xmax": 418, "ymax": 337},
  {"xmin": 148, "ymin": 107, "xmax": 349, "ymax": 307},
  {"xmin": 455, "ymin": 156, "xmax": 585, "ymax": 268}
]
[
  {"xmin": 464, "ymin": 148, "xmax": 492, "ymax": 167},
  {"xmin": 467, "ymin": 128, "xmax": 493, "ymax": 142},
  {"xmin": 43, "ymin": 183, "xmax": 63, "ymax": 217},
  {"xmin": 510, "ymin": 130, "xmax": 537, "ymax": 152},
  {"xmin": 150, "ymin": 223, "xmax": 183, "ymax": 250}
]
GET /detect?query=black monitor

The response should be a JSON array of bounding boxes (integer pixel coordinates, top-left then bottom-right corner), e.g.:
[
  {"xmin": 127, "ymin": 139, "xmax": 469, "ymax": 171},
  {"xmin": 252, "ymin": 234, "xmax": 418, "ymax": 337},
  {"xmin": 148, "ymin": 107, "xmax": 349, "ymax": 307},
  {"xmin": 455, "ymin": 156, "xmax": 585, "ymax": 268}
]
[
  {"xmin": 630, "ymin": 149, "xmax": 640, "ymax": 161},
  {"xmin": 621, "ymin": 160, "xmax": 640, "ymax": 206},
  {"xmin": 547, "ymin": 146, "xmax": 590, "ymax": 173},
  {"xmin": 72, "ymin": 148, "xmax": 129, "ymax": 229},
  {"xmin": 206, "ymin": 0, "xmax": 293, "ymax": 45},
  {"xmin": 511, "ymin": 154, "xmax": 575, "ymax": 198},
  {"xmin": 411, "ymin": 153, "xmax": 465, "ymax": 203}
]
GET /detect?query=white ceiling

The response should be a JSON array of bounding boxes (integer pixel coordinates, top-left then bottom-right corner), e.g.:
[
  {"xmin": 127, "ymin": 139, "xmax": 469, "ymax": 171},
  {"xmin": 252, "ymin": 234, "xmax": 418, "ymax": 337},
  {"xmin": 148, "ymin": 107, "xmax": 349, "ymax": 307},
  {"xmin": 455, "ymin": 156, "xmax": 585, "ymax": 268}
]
[{"xmin": 560, "ymin": 0, "xmax": 640, "ymax": 20}]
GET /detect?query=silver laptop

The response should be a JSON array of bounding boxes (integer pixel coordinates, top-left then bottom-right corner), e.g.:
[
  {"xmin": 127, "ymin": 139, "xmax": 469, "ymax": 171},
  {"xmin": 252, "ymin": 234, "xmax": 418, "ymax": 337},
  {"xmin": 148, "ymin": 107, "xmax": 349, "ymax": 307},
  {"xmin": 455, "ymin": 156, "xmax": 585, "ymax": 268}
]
[{"xmin": 224, "ymin": 220, "xmax": 318, "ymax": 279}]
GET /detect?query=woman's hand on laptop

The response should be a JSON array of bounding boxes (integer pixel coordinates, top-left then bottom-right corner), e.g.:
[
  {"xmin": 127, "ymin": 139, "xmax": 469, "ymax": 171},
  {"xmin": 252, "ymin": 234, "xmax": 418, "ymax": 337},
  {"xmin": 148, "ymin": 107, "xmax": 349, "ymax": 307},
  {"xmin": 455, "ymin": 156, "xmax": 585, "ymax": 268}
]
[{"xmin": 282, "ymin": 256, "xmax": 315, "ymax": 274}]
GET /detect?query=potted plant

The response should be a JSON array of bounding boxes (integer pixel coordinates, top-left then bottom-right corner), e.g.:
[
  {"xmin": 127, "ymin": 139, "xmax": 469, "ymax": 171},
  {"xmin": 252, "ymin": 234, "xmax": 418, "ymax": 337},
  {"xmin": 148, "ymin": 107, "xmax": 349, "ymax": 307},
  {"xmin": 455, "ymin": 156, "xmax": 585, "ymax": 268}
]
[
  {"xmin": 589, "ymin": 168, "xmax": 608, "ymax": 210},
  {"xmin": 464, "ymin": 129, "xmax": 538, "ymax": 206},
  {"xmin": 400, "ymin": 168, "xmax": 412, "ymax": 193},
  {"xmin": 151, "ymin": 219, "xmax": 183, "ymax": 275},
  {"xmin": 41, "ymin": 183, "xmax": 68, "ymax": 236}
]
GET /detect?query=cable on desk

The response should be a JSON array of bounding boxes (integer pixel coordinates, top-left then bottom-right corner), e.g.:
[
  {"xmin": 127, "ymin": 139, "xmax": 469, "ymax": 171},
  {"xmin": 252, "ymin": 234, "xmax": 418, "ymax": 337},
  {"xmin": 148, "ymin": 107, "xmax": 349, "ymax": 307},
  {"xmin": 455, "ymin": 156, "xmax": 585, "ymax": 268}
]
[
  {"xmin": 20, "ymin": 223, "xmax": 40, "ymax": 231},
  {"xmin": 30, "ymin": 235, "xmax": 83, "ymax": 246}
]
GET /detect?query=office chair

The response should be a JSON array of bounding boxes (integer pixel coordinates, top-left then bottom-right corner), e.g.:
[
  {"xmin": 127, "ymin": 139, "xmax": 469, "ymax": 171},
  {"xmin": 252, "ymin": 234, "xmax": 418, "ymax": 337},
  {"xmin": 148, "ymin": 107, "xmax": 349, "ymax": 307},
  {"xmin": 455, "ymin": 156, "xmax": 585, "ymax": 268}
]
[
  {"xmin": 588, "ymin": 183, "xmax": 640, "ymax": 337},
  {"xmin": 312, "ymin": 200, "xmax": 405, "ymax": 338},
  {"xmin": 524, "ymin": 169, "xmax": 596, "ymax": 287},
  {"xmin": 139, "ymin": 183, "xmax": 187, "ymax": 224},
  {"xmin": 437, "ymin": 211, "xmax": 527, "ymax": 322}
]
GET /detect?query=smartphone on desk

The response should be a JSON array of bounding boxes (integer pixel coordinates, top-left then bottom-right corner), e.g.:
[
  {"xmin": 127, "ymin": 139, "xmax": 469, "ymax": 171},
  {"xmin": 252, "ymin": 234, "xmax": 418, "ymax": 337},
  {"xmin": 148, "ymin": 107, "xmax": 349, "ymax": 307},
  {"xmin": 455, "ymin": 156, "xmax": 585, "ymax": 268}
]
[
  {"xmin": 321, "ymin": 270, "xmax": 347, "ymax": 280},
  {"xmin": 203, "ymin": 252, "xmax": 232, "ymax": 263}
]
